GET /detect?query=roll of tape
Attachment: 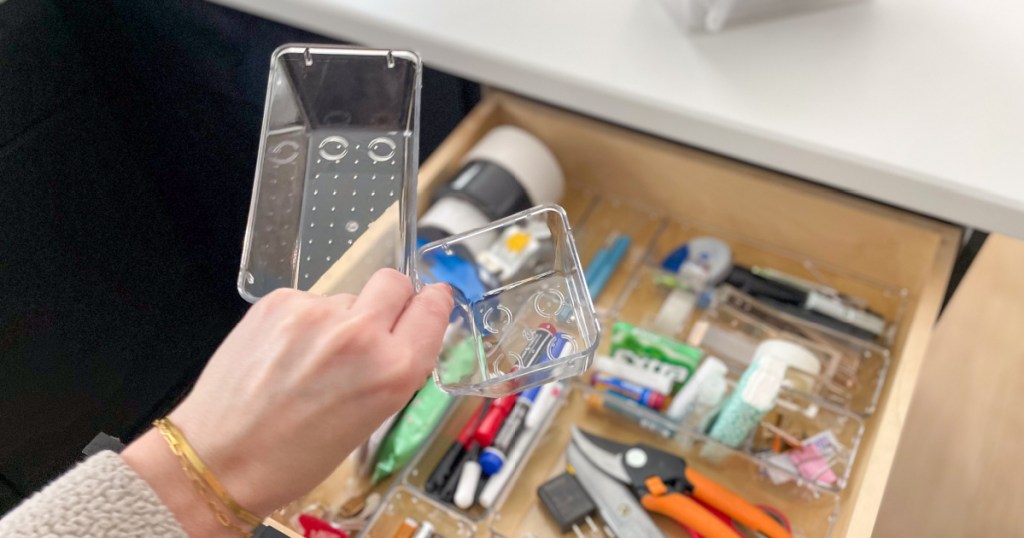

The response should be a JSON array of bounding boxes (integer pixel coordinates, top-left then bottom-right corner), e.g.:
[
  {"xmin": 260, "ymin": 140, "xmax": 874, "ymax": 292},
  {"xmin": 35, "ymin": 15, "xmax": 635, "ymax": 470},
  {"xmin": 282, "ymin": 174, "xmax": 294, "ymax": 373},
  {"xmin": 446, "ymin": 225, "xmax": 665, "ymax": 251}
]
[{"xmin": 461, "ymin": 125, "xmax": 564, "ymax": 205}]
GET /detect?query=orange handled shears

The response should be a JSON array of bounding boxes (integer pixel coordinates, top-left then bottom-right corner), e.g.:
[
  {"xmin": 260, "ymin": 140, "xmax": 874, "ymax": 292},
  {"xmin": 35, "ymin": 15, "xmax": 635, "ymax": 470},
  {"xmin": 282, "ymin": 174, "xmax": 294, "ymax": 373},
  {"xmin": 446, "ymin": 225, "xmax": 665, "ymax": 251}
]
[{"xmin": 570, "ymin": 427, "xmax": 792, "ymax": 538}]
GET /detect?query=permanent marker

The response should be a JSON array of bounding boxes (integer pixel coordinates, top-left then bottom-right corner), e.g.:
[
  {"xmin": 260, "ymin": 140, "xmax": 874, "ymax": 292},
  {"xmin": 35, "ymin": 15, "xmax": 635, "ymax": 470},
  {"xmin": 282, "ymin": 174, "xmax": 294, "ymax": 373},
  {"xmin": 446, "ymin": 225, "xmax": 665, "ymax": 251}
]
[
  {"xmin": 439, "ymin": 394, "xmax": 515, "ymax": 501},
  {"xmin": 478, "ymin": 419, "xmax": 537, "ymax": 508},
  {"xmin": 479, "ymin": 336, "xmax": 572, "ymax": 505},
  {"xmin": 425, "ymin": 403, "xmax": 483, "ymax": 494},
  {"xmin": 525, "ymin": 381, "xmax": 564, "ymax": 429},
  {"xmin": 479, "ymin": 387, "xmax": 537, "ymax": 476},
  {"xmin": 473, "ymin": 394, "xmax": 517, "ymax": 447},
  {"xmin": 479, "ymin": 333, "xmax": 569, "ymax": 476}
]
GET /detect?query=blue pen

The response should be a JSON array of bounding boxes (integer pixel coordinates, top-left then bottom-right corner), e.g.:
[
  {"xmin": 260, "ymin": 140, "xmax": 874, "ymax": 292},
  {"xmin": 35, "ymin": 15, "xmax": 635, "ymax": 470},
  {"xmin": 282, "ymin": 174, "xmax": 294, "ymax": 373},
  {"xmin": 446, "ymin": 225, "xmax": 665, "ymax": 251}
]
[
  {"xmin": 588, "ymin": 235, "xmax": 631, "ymax": 300},
  {"xmin": 584, "ymin": 248, "xmax": 610, "ymax": 284}
]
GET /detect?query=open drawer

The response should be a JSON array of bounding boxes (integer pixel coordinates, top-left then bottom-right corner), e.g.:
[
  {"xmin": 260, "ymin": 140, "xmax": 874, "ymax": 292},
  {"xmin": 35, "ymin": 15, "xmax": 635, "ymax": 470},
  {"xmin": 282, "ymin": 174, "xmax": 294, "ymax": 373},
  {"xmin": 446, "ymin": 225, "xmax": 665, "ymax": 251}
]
[{"xmin": 275, "ymin": 91, "xmax": 960, "ymax": 537}]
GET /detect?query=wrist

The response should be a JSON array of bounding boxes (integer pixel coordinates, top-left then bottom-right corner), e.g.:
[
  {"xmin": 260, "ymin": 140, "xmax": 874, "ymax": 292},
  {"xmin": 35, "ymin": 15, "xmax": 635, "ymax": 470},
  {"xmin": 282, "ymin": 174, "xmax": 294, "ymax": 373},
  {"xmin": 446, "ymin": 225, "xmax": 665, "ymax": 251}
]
[
  {"xmin": 165, "ymin": 410, "xmax": 284, "ymax": 518},
  {"xmin": 123, "ymin": 428, "xmax": 248, "ymax": 538}
]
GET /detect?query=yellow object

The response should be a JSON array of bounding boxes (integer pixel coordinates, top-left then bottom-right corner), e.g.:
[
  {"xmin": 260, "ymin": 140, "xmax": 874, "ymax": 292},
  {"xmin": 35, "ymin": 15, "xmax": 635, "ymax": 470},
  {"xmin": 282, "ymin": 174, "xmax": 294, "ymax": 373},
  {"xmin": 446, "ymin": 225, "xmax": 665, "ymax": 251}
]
[
  {"xmin": 505, "ymin": 231, "xmax": 531, "ymax": 253},
  {"xmin": 154, "ymin": 418, "xmax": 262, "ymax": 534}
]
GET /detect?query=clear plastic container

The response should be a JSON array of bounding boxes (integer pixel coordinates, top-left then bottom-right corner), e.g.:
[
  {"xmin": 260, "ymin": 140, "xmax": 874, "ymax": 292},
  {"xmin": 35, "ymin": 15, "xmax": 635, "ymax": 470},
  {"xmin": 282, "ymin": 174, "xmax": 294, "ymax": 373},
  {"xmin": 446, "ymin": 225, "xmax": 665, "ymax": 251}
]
[
  {"xmin": 692, "ymin": 286, "xmax": 891, "ymax": 416},
  {"xmin": 361, "ymin": 484, "xmax": 476, "ymax": 538},
  {"xmin": 609, "ymin": 215, "xmax": 902, "ymax": 417},
  {"xmin": 491, "ymin": 384, "xmax": 842, "ymax": 537},
  {"xmin": 570, "ymin": 196, "xmax": 663, "ymax": 313},
  {"xmin": 397, "ymin": 385, "xmax": 573, "ymax": 520},
  {"xmin": 415, "ymin": 204, "xmax": 600, "ymax": 397},
  {"xmin": 238, "ymin": 45, "xmax": 421, "ymax": 301}
]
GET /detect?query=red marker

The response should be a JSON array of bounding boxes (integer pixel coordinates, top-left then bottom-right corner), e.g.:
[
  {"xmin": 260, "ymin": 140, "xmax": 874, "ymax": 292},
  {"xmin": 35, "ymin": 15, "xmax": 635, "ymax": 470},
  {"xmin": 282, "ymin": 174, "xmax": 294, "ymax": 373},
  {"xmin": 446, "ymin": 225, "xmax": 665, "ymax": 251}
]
[
  {"xmin": 438, "ymin": 396, "xmax": 516, "ymax": 504},
  {"xmin": 457, "ymin": 404, "xmax": 485, "ymax": 447},
  {"xmin": 474, "ymin": 394, "xmax": 518, "ymax": 447}
]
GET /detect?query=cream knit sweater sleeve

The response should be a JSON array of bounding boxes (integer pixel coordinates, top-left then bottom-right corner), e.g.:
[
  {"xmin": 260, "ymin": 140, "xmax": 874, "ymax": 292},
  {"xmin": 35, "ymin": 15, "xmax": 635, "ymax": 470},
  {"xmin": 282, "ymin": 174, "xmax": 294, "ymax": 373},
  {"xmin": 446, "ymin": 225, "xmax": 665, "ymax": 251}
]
[{"xmin": 0, "ymin": 451, "xmax": 187, "ymax": 537}]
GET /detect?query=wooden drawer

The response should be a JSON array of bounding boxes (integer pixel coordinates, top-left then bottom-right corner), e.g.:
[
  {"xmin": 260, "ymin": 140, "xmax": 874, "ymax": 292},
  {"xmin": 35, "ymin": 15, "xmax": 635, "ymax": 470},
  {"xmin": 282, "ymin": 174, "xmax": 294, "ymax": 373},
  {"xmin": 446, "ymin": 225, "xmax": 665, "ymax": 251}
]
[{"xmin": 282, "ymin": 91, "xmax": 960, "ymax": 537}]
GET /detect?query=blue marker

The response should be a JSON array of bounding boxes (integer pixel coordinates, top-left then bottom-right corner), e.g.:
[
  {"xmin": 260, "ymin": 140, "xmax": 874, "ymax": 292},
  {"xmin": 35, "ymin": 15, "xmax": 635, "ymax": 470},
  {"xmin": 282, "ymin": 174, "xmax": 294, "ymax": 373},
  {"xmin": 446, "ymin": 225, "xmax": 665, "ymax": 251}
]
[
  {"xmin": 584, "ymin": 249, "xmax": 610, "ymax": 283},
  {"xmin": 479, "ymin": 388, "xmax": 539, "ymax": 476}
]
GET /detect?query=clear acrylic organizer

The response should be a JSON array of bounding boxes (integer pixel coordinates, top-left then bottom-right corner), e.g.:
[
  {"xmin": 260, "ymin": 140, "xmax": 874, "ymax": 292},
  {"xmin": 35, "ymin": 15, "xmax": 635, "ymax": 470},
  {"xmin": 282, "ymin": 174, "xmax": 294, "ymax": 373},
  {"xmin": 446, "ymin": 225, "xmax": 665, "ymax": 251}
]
[
  {"xmin": 609, "ymin": 215, "xmax": 904, "ymax": 417},
  {"xmin": 415, "ymin": 204, "xmax": 600, "ymax": 397},
  {"xmin": 491, "ymin": 384, "xmax": 843, "ymax": 537},
  {"xmin": 361, "ymin": 484, "xmax": 476, "ymax": 538},
  {"xmin": 691, "ymin": 286, "xmax": 891, "ymax": 416},
  {"xmin": 416, "ymin": 392, "xmax": 568, "ymax": 516},
  {"xmin": 238, "ymin": 45, "xmax": 421, "ymax": 301}
]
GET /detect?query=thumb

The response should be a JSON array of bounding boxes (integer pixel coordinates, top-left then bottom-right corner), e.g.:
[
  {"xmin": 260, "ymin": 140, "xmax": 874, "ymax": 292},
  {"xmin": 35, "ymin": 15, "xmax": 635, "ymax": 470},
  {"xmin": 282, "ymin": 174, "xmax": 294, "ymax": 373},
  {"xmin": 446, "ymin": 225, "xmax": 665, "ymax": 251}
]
[{"xmin": 392, "ymin": 283, "xmax": 453, "ymax": 358}]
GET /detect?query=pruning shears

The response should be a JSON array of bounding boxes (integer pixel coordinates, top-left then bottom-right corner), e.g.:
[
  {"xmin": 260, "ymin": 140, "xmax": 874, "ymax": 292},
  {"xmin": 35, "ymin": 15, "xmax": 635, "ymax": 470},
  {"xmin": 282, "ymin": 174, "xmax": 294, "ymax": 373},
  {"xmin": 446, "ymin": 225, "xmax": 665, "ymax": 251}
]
[{"xmin": 570, "ymin": 427, "xmax": 792, "ymax": 538}]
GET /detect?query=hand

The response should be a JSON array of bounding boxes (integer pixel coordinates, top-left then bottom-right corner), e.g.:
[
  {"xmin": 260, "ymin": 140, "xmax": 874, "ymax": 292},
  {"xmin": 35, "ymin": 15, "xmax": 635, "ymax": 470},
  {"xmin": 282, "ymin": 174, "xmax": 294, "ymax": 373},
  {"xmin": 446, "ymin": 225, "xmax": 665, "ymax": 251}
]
[{"xmin": 123, "ymin": 269, "xmax": 452, "ymax": 534}]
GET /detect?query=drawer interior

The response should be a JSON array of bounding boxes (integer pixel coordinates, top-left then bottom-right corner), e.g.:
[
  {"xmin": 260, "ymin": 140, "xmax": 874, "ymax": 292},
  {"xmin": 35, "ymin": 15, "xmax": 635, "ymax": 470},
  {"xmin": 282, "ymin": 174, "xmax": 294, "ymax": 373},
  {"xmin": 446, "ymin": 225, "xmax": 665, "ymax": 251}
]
[{"xmin": 286, "ymin": 92, "xmax": 961, "ymax": 537}]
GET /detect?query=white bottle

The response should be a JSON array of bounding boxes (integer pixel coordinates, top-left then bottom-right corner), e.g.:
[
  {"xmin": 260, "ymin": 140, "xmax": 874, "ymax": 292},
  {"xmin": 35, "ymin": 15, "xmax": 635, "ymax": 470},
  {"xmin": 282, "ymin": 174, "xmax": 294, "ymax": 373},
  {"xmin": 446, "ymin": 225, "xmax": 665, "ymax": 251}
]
[
  {"xmin": 666, "ymin": 356, "xmax": 728, "ymax": 421},
  {"xmin": 679, "ymin": 371, "xmax": 728, "ymax": 450}
]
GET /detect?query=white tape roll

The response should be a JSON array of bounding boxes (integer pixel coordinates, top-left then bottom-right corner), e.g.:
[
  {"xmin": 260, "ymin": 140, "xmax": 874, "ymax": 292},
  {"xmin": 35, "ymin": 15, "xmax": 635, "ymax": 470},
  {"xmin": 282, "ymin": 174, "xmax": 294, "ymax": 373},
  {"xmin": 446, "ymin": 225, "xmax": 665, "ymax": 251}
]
[
  {"xmin": 462, "ymin": 125, "xmax": 564, "ymax": 204},
  {"xmin": 684, "ymin": 237, "xmax": 733, "ymax": 284}
]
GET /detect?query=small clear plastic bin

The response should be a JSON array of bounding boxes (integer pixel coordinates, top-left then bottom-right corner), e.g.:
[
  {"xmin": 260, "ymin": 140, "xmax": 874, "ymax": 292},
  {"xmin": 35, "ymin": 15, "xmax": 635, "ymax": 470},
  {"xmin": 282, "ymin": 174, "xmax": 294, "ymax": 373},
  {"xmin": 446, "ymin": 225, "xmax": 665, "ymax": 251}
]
[
  {"xmin": 416, "ymin": 204, "xmax": 600, "ymax": 397},
  {"xmin": 491, "ymin": 383, "xmax": 843, "ymax": 537},
  {"xmin": 238, "ymin": 45, "xmax": 421, "ymax": 302},
  {"xmin": 361, "ymin": 484, "xmax": 476, "ymax": 537}
]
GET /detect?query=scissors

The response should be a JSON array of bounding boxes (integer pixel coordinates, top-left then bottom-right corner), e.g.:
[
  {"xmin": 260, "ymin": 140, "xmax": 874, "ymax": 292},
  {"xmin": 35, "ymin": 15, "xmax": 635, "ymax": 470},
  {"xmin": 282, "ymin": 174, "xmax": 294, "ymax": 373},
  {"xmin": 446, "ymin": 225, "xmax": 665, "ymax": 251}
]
[
  {"xmin": 570, "ymin": 427, "xmax": 792, "ymax": 538},
  {"xmin": 566, "ymin": 441, "xmax": 664, "ymax": 538}
]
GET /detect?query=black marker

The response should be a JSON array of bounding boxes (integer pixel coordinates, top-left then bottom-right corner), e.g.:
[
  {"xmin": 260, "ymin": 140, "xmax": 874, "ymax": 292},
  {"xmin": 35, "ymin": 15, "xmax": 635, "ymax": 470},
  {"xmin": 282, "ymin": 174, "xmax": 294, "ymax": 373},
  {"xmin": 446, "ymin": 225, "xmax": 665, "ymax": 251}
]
[{"xmin": 426, "ymin": 403, "xmax": 484, "ymax": 495}]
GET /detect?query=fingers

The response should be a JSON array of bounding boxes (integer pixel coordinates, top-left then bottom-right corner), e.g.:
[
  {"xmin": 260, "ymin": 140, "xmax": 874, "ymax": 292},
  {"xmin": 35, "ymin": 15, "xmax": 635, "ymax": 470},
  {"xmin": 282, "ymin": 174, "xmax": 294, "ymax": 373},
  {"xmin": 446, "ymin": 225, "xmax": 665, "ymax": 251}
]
[
  {"xmin": 393, "ymin": 283, "xmax": 453, "ymax": 357},
  {"xmin": 325, "ymin": 292, "xmax": 357, "ymax": 310},
  {"xmin": 352, "ymin": 268, "xmax": 415, "ymax": 329}
]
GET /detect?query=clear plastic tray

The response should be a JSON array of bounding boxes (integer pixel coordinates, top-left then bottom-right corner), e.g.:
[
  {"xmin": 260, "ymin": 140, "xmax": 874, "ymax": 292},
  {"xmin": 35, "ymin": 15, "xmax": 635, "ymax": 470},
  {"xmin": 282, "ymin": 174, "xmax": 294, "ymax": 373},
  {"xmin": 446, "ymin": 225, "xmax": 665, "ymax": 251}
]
[
  {"xmin": 358, "ymin": 387, "xmax": 571, "ymax": 535},
  {"xmin": 415, "ymin": 204, "xmax": 600, "ymax": 397},
  {"xmin": 239, "ymin": 45, "xmax": 421, "ymax": 301},
  {"xmin": 359, "ymin": 379, "xmax": 848, "ymax": 537},
  {"xmin": 490, "ymin": 385, "xmax": 842, "ymax": 537},
  {"xmin": 613, "ymin": 217, "xmax": 907, "ymax": 346},
  {"xmin": 420, "ymin": 391, "xmax": 567, "ymax": 514},
  {"xmin": 605, "ymin": 214, "xmax": 903, "ymax": 417},
  {"xmin": 691, "ymin": 286, "xmax": 891, "ymax": 416},
  {"xmin": 361, "ymin": 484, "xmax": 476, "ymax": 538},
  {"xmin": 569, "ymin": 196, "xmax": 663, "ymax": 313}
]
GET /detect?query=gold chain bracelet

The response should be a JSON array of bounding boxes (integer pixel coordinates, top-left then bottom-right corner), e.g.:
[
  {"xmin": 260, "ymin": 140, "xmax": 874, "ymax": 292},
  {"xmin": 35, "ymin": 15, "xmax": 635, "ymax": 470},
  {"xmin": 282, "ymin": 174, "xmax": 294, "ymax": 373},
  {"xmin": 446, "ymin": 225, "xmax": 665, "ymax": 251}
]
[{"xmin": 154, "ymin": 418, "xmax": 262, "ymax": 535}]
